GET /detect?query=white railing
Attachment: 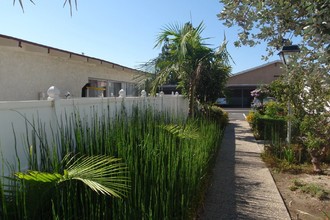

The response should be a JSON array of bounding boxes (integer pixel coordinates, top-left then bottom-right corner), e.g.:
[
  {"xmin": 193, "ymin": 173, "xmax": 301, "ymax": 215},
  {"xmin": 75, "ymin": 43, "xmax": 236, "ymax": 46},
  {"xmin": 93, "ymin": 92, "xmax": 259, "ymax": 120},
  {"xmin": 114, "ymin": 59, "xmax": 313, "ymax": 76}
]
[{"xmin": 0, "ymin": 87, "xmax": 188, "ymax": 176}]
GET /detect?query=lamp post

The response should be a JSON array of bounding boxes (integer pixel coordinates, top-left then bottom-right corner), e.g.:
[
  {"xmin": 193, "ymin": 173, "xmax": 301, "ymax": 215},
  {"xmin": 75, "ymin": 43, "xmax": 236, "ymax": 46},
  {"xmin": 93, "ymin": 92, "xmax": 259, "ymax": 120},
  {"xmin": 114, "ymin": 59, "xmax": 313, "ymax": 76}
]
[{"xmin": 278, "ymin": 44, "xmax": 300, "ymax": 146}]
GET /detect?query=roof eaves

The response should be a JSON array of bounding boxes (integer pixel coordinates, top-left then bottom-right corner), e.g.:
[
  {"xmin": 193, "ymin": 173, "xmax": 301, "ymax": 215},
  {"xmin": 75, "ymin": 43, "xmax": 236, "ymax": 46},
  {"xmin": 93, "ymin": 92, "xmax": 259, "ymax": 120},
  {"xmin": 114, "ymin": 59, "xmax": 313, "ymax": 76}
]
[
  {"xmin": 0, "ymin": 34, "xmax": 143, "ymax": 74},
  {"xmin": 231, "ymin": 60, "xmax": 283, "ymax": 77}
]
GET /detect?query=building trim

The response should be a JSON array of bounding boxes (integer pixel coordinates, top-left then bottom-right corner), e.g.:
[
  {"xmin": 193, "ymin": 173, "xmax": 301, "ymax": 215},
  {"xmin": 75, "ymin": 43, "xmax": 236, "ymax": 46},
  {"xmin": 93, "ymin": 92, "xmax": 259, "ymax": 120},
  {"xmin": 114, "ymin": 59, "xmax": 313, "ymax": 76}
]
[
  {"xmin": 227, "ymin": 83, "xmax": 267, "ymax": 87},
  {"xmin": 231, "ymin": 60, "xmax": 283, "ymax": 76}
]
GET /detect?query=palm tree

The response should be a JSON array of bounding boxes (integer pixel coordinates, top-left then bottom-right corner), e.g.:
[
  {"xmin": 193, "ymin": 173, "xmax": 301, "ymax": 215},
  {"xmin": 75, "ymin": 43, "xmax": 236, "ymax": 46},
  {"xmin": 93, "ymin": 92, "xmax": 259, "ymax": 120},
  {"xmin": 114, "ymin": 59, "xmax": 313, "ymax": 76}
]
[
  {"xmin": 4, "ymin": 154, "xmax": 130, "ymax": 219},
  {"xmin": 153, "ymin": 22, "xmax": 231, "ymax": 117}
]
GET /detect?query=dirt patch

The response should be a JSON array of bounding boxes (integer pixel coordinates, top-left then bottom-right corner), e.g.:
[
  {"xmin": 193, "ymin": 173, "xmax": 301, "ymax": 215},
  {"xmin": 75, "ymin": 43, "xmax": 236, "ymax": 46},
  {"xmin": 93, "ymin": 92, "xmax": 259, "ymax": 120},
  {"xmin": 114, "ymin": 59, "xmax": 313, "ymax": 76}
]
[{"xmin": 272, "ymin": 168, "xmax": 330, "ymax": 220}]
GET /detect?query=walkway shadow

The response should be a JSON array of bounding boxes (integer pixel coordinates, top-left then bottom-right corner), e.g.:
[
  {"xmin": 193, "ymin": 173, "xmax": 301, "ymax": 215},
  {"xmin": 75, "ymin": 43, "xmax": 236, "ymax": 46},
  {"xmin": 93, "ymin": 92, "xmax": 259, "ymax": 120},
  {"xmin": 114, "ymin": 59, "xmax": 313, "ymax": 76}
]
[
  {"xmin": 198, "ymin": 119, "xmax": 274, "ymax": 220},
  {"xmin": 198, "ymin": 122, "xmax": 238, "ymax": 219}
]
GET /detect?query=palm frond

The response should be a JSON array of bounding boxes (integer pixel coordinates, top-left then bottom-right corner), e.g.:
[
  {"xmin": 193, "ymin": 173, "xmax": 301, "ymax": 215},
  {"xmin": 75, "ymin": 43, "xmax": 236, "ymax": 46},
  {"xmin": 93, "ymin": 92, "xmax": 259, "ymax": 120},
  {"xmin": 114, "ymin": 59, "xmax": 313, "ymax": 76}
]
[
  {"xmin": 14, "ymin": 0, "xmax": 75, "ymax": 14},
  {"xmin": 155, "ymin": 22, "xmax": 182, "ymax": 48},
  {"xmin": 159, "ymin": 124, "xmax": 200, "ymax": 140},
  {"xmin": 15, "ymin": 154, "xmax": 131, "ymax": 199},
  {"xmin": 13, "ymin": 0, "xmax": 34, "ymax": 12},
  {"xmin": 15, "ymin": 171, "xmax": 62, "ymax": 183},
  {"xmin": 63, "ymin": 0, "xmax": 78, "ymax": 15},
  {"xmin": 214, "ymin": 33, "xmax": 235, "ymax": 65},
  {"xmin": 151, "ymin": 65, "xmax": 177, "ymax": 94},
  {"xmin": 64, "ymin": 155, "xmax": 130, "ymax": 198}
]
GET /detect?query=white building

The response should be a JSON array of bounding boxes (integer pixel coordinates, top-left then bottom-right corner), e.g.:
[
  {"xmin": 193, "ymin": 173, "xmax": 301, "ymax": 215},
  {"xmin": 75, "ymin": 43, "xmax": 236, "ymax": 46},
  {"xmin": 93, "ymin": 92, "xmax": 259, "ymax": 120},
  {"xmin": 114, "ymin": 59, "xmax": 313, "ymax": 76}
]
[{"xmin": 0, "ymin": 34, "xmax": 146, "ymax": 101}]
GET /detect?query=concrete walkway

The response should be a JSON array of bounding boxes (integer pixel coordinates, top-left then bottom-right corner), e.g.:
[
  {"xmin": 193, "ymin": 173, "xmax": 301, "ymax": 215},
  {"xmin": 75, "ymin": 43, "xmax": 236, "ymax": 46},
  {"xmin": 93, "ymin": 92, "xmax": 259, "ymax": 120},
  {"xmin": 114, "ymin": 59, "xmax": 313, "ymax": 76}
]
[{"xmin": 198, "ymin": 114, "xmax": 291, "ymax": 220}]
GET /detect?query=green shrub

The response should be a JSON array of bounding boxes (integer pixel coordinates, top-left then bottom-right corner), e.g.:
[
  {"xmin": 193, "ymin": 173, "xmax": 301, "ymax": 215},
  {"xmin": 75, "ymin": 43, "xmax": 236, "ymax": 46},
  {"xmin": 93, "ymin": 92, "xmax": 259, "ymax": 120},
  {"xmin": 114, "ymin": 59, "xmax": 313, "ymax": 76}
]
[
  {"xmin": 247, "ymin": 101, "xmax": 286, "ymax": 143},
  {"xmin": 300, "ymin": 114, "xmax": 330, "ymax": 151},
  {"xmin": 246, "ymin": 110, "xmax": 255, "ymax": 124},
  {"xmin": 247, "ymin": 111, "xmax": 286, "ymax": 142},
  {"xmin": 200, "ymin": 105, "xmax": 229, "ymax": 126},
  {"xmin": 257, "ymin": 117, "xmax": 286, "ymax": 141},
  {"xmin": 264, "ymin": 101, "xmax": 285, "ymax": 118}
]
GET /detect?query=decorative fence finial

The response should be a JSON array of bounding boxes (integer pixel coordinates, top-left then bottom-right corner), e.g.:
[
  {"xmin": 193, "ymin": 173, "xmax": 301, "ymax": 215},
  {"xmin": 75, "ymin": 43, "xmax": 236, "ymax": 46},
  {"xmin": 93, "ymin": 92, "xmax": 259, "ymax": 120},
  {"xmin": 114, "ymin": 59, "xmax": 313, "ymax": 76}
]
[
  {"xmin": 65, "ymin": 92, "xmax": 71, "ymax": 99},
  {"xmin": 141, "ymin": 90, "xmax": 147, "ymax": 97},
  {"xmin": 119, "ymin": 89, "xmax": 126, "ymax": 98},
  {"xmin": 47, "ymin": 86, "xmax": 60, "ymax": 101}
]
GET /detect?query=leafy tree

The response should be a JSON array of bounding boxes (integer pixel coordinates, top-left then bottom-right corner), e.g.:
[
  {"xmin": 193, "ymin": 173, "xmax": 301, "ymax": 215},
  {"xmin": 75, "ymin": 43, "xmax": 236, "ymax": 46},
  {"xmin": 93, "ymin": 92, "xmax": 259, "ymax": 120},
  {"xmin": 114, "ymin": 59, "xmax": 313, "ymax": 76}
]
[
  {"xmin": 268, "ymin": 64, "xmax": 330, "ymax": 172},
  {"xmin": 196, "ymin": 65, "xmax": 228, "ymax": 103},
  {"xmin": 219, "ymin": 0, "xmax": 330, "ymax": 171},
  {"xmin": 218, "ymin": 0, "xmax": 330, "ymax": 65},
  {"xmin": 151, "ymin": 22, "xmax": 231, "ymax": 117},
  {"xmin": 196, "ymin": 53, "xmax": 231, "ymax": 103}
]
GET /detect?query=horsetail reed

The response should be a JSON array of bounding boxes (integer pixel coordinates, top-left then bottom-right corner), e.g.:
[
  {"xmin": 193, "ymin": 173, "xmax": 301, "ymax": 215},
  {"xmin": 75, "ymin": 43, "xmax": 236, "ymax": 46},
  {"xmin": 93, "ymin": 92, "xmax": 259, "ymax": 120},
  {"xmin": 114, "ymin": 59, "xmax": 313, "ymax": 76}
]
[{"xmin": 0, "ymin": 104, "xmax": 226, "ymax": 219}]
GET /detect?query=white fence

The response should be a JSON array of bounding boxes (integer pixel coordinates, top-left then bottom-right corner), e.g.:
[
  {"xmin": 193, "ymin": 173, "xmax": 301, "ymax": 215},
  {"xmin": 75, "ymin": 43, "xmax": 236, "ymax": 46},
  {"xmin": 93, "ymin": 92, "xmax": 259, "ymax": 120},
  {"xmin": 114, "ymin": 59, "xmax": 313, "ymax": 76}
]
[{"xmin": 0, "ymin": 92, "xmax": 188, "ymax": 176}]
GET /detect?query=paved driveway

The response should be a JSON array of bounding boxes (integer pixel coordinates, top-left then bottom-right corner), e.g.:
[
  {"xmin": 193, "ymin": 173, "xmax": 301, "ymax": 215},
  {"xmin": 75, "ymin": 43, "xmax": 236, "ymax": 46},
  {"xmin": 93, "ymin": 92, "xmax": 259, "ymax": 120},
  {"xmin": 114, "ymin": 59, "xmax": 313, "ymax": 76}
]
[{"xmin": 223, "ymin": 108, "xmax": 251, "ymax": 121}]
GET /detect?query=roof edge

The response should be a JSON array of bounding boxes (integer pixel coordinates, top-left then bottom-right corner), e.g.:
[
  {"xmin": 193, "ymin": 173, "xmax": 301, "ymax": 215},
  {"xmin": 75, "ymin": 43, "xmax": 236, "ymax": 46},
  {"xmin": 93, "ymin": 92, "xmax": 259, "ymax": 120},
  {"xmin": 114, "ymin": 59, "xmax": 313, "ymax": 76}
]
[
  {"xmin": 0, "ymin": 34, "xmax": 142, "ymax": 73},
  {"xmin": 232, "ymin": 60, "xmax": 283, "ymax": 77}
]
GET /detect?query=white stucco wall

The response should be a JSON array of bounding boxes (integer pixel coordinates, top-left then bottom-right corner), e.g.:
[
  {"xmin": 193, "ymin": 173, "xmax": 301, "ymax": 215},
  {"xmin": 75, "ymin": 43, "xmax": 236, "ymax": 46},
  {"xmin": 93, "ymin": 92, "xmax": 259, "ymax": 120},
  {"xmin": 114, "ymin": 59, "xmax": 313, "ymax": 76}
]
[
  {"xmin": 0, "ymin": 39, "xmax": 143, "ymax": 101},
  {"xmin": 0, "ymin": 95, "xmax": 188, "ymax": 176}
]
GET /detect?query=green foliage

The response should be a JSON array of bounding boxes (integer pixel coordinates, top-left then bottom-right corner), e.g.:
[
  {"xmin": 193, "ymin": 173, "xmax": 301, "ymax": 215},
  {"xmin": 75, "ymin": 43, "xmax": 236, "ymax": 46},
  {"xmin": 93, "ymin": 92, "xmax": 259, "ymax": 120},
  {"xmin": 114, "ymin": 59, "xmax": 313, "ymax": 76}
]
[
  {"xmin": 256, "ymin": 69, "xmax": 330, "ymax": 167},
  {"xmin": 10, "ymin": 155, "xmax": 130, "ymax": 219},
  {"xmin": 196, "ymin": 63, "xmax": 231, "ymax": 103},
  {"xmin": 200, "ymin": 105, "xmax": 229, "ymax": 126},
  {"xmin": 218, "ymin": 0, "xmax": 330, "ymax": 66},
  {"xmin": 256, "ymin": 117, "xmax": 286, "ymax": 141},
  {"xmin": 290, "ymin": 179, "xmax": 329, "ymax": 200},
  {"xmin": 1, "ymin": 106, "xmax": 225, "ymax": 219},
  {"xmin": 219, "ymin": 1, "xmax": 330, "ymax": 166},
  {"xmin": 283, "ymin": 147, "xmax": 295, "ymax": 164},
  {"xmin": 300, "ymin": 112, "xmax": 330, "ymax": 151},
  {"xmin": 150, "ymin": 22, "xmax": 231, "ymax": 116},
  {"xmin": 16, "ymin": 155, "xmax": 130, "ymax": 198},
  {"xmin": 159, "ymin": 123, "xmax": 200, "ymax": 140},
  {"xmin": 264, "ymin": 101, "xmax": 285, "ymax": 119},
  {"xmin": 248, "ymin": 106, "xmax": 294, "ymax": 162},
  {"xmin": 16, "ymin": 171, "xmax": 62, "ymax": 183}
]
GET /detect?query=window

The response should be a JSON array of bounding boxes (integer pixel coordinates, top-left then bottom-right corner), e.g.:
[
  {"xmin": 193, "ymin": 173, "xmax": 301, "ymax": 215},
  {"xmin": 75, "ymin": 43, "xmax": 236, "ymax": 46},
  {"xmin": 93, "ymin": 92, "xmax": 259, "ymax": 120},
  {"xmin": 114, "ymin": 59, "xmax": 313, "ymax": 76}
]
[
  {"xmin": 126, "ymin": 83, "xmax": 138, "ymax": 97},
  {"xmin": 83, "ymin": 78, "xmax": 138, "ymax": 97}
]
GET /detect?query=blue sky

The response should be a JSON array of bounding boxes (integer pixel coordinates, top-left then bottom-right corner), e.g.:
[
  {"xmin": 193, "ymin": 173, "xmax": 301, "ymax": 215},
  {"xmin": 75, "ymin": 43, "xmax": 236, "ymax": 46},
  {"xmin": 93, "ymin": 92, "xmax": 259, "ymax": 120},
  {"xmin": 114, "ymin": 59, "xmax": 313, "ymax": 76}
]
[{"xmin": 0, "ymin": 0, "xmax": 278, "ymax": 74}]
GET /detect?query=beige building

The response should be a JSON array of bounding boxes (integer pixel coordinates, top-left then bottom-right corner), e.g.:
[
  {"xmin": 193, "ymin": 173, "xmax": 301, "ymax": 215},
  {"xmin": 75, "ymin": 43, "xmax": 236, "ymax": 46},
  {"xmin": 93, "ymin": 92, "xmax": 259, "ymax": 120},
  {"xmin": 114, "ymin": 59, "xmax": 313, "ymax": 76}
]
[
  {"xmin": 226, "ymin": 61, "xmax": 284, "ymax": 107},
  {"xmin": 0, "ymin": 34, "xmax": 146, "ymax": 101}
]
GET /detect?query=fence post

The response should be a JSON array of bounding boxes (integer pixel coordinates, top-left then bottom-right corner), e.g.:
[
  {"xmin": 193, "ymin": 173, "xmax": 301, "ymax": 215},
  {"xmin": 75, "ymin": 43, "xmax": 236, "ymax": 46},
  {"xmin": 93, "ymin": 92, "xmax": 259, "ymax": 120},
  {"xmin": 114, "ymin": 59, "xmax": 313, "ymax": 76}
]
[
  {"xmin": 159, "ymin": 91, "xmax": 164, "ymax": 112},
  {"xmin": 175, "ymin": 92, "xmax": 179, "ymax": 117},
  {"xmin": 119, "ymin": 89, "xmax": 126, "ymax": 98},
  {"xmin": 141, "ymin": 90, "xmax": 147, "ymax": 112},
  {"xmin": 47, "ymin": 86, "xmax": 60, "ymax": 101},
  {"xmin": 47, "ymin": 85, "xmax": 61, "ymax": 127}
]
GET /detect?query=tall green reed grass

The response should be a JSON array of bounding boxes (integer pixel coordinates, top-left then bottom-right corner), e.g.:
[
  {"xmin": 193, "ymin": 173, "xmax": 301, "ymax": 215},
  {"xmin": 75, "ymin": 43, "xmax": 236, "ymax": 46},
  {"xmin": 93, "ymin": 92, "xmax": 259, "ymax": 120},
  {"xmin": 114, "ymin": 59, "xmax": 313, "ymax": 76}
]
[{"xmin": 0, "ymin": 103, "xmax": 225, "ymax": 219}]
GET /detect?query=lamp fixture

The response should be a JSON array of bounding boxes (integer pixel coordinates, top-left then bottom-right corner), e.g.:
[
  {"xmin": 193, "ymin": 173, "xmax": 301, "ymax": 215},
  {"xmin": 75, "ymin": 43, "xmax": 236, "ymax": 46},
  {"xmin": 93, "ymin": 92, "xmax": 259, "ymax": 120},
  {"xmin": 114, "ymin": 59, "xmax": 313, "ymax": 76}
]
[{"xmin": 277, "ymin": 45, "xmax": 300, "ymax": 65}]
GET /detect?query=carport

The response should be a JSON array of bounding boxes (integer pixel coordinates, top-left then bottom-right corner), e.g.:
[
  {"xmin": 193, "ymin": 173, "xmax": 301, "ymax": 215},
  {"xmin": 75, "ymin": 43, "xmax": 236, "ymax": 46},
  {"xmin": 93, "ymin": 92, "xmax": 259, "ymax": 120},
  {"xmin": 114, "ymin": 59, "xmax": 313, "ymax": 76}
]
[{"xmin": 226, "ymin": 61, "xmax": 283, "ymax": 108}]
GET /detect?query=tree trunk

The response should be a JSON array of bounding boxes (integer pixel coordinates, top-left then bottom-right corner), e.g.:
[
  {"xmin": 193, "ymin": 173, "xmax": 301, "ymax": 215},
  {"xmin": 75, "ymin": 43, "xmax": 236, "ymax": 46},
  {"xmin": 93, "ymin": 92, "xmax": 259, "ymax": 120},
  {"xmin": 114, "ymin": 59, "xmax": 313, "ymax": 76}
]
[
  {"xmin": 188, "ymin": 62, "xmax": 203, "ymax": 118},
  {"xmin": 309, "ymin": 147, "xmax": 326, "ymax": 174},
  {"xmin": 188, "ymin": 81, "xmax": 196, "ymax": 118}
]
